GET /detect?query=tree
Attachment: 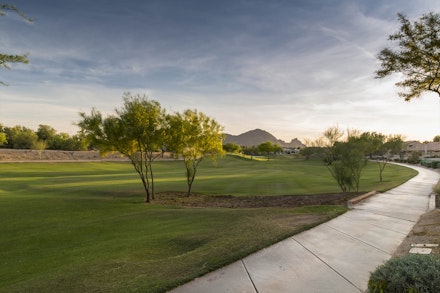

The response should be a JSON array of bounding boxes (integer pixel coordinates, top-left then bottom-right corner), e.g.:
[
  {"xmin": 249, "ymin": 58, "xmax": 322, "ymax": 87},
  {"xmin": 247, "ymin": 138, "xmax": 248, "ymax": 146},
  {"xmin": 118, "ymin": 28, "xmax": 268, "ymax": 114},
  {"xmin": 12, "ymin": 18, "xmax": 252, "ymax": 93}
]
[
  {"xmin": 78, "ymin": 93, "xmax": 167, "ymax": 203},
  {"xmin": 359, "ymin": 132, "xmax": 403, "ymax": 182},
  {"xmin": 312, "ymin": 126, "xmax": 368, "ymax": 193},
  {"xmin": 0, "ymin": 4, "xmax": 32, "ymax": 85},
  {"xmin": 0, "ymin": 123, "xmax": 6, "ymax": 146},
  {"xmin": 377, "ymin": 135, "xmax": 403, "ymax": 182},
  {"xmin": 36, "ymin": 124, "xmax": 57, "ymax": 142},
  {"xmin": 4, "ymin": 125, "xmax": 38, "ymax": 149},
  {"xmin": 327, "ymin": 137, "xmax": 368, "ymax": 193},
  {"xmin": 241, "ymin": 145, "xmax": 260, "ymax": 156},
  {"xmin": 223, "ymin": 142, "xmax": 241, "ymax": 153},
  {"xmin": 49, "ymin": 133, "xmax": 84, "ymax": 151},
  {"xmin": 434, "ymin": 135, "xmax": 440, "ymax": 142},
  {"xmin": 0, "ymin": 132, "xmax": 6, "ymax": 146},
  {"xmin": 300, "ymin": 146, "xmax": 323, "ymax": 160},
  {"xmin": 376, "ymin": 12, "xmax": 440, "ymax": 101},
  {"xmin": 116, "ymin": 93, "xmax": 167, "ymax": 200},
  {"xmin": 257, "ymin": 141, "xmax": 282, "ymax": 159},
  {"xmin": 167, "ymin": 109, "xmax": 225, "ymax": 196}
]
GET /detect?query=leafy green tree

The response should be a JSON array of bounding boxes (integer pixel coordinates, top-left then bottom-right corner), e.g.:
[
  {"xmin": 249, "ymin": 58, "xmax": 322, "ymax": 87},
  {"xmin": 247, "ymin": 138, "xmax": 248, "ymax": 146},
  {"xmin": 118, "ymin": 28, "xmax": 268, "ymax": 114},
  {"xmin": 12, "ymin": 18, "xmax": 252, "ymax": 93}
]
[
  {"xmin": 313, "ymin": 126, "xmax": 368, "ymax": 193},
  {"xmin": 434, "ymin": 135, "xmax": 440, "ymax": 142},
  {"xmin": 376, "ymin": 12, "xmax": 440, "ymax": 100},
  {"xmin": 359, "ymin": 132, "xmax": 403, "ymax": 182},
  {"xmin": 300, "ymin": 146, "xmax": 324, "ymax": 160},
  {"xmin": 0, "ymin": 132, "xmax": 6, "ymax": 146},
  {"xmin": 377, "ymin": 135, "xmax": 403, "ymax": 182},
  {"xmin": 49, "ymin": 133, "xmax": 84, "ymax": 151},
  {"xmin": 78, "ymin": 93, "xmax": 166, "ymax": 203},
  {"xmin": 116, "ymin": 93, "xmax": 167, "ymax": 200},
  {"xmin": 167, "ymin": 109, "xmax": 225, "ymax": 196},
  {"xmin": 0, "ymin": 4, "xmax": 32, "ymax": 85},
  {"xmin": 241, "ymin": 145, "xmax": 260, "ymax": 156},
  {"xmin": 4, "ymin": 125, "xmax": 38, "ymax": 149},
  {"xmin": 223, "ymin": 142, "xmax": 241, "ymax": 153},
  {"xmin": 0, "ymin": 123, "xmax": 6, "ymax": 146},
  {"xmin": 326, "ymin": 138, "xmax": 368, "ymax": 193},
  {"xmin": 257, "ymin": 141, "xmax": 283, "ymax": 159},
  {"xmin": 36, "ymin": 124, "xmax": 57, "ymax": 142}
]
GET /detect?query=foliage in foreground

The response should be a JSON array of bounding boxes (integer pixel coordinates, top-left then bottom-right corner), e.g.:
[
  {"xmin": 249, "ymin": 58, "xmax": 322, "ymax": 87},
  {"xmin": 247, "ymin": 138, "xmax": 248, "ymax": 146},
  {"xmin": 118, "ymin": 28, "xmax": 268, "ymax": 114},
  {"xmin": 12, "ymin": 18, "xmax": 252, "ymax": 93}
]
[
  {"xmin": 0, "ymin": 4, "xmax": 31, "ymax": 85},
  {"xmin": 368, "ymin": 254, "xmax": 440, "ymax": 293},
  {"xmin": 376, "ymin": 12, "xmax": 440, "ymax": 101}
]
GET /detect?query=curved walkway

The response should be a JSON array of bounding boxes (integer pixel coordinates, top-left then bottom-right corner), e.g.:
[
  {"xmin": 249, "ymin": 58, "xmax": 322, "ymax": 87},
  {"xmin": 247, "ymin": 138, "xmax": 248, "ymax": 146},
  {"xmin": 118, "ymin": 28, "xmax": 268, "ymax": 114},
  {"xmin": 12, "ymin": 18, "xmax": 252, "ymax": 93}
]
[{"xmin": 169, "ymin": 165, "xmax": 440, "ymax": 293}]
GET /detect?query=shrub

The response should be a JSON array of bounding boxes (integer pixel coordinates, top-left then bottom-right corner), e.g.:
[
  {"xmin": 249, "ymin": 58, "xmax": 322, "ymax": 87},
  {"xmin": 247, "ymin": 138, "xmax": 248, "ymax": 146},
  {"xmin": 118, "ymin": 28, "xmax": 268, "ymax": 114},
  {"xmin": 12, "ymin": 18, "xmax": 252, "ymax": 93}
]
[
  {"xmin": 434, "ymin": 181, "xmax": 440, "ymax": 195},
  {"xmin": 368, "ymin": 254, "xmax": 440, "ymax": 293}
]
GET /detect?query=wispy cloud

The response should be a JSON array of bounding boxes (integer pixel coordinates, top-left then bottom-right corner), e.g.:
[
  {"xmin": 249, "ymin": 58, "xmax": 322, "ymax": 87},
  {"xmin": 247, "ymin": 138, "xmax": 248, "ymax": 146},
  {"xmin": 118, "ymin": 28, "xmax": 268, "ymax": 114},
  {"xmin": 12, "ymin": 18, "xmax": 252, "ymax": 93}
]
[{"xmin": 1, "ymin": 0, "xmax": 439, "ymax": 141}]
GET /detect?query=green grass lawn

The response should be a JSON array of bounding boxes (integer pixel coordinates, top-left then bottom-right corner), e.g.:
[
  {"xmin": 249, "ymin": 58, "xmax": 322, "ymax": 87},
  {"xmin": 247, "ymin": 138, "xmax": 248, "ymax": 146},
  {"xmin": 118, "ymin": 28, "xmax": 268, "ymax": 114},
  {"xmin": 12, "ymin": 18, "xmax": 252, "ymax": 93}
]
[{"xmin": 0, "ymin": 156, "xmax": 417, "ymax": 292}]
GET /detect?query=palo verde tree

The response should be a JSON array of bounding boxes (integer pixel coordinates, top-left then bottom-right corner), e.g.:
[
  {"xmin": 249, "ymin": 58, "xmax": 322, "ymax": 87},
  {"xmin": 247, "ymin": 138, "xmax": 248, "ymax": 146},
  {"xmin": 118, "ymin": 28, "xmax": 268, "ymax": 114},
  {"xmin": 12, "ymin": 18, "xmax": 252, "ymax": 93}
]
[
  {"xmin": 360, "ymin": 132, "xmax": 403, "ymax": 182},
  {"xmin": 311, "ymin": 126, "xmax": 368, "ymax": 193},
  {"xmin": 78, "ymin": 93, "xmax": 167, "ymax": 203},
  {"xmin": 376, "ymin": 12, "xmax": 440, "ymax": 100},
  {"xmin": 0, "ymin": 4, "xmax": 32, "ymax": 85},
  {"xmin": 167, "ymin": 109, "xmax": 225, "ymax": 196}
]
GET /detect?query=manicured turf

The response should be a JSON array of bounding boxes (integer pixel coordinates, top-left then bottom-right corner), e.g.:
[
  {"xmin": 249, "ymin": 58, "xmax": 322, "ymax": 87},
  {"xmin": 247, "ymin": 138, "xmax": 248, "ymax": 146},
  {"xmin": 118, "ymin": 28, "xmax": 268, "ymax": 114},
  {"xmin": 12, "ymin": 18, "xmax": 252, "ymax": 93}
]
[{"xmin": 0, "ymin": 156, "xmax": 417, "ymax": 292}]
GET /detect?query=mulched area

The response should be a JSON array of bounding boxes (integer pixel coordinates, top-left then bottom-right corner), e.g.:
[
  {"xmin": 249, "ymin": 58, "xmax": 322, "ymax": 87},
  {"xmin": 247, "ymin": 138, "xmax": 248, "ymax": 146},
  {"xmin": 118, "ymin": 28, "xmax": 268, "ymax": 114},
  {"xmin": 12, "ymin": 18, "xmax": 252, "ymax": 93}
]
[
  {"xmin": 155, "ymin": 192, "xmax": 359, "ymax": 208},
  {"xmin": 393, "ymin": 208, "xmax": 440, "ymax": 257}
]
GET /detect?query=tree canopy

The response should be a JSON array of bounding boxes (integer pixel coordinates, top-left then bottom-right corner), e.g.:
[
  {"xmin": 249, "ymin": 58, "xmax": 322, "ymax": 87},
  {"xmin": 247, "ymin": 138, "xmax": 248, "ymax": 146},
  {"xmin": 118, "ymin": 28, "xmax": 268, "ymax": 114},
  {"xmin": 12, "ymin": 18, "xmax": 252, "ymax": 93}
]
[
  {"xmin": 376, "ymin": 12, "xmax": 440, "ymax": 100},
  {"xmin": 305, "ymin": 127, "xmax": 404, "ymax": 192},
  {"xmin": 79, "ymin": 94, "xmax": 225, "ymax": 201},
  {"xmin": 167, "ymin": 109, "xmax": 225, "ymax": 196},
  {"xmin": 79, "ymin": 93, "xmax": 167, "ymax": 203}
]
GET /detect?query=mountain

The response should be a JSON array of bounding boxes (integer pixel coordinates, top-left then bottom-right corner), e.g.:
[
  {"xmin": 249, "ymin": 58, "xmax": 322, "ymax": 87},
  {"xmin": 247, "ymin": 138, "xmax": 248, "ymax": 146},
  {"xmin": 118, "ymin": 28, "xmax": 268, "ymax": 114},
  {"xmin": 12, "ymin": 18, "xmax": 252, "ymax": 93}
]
[{"xmin": 224, "ymin": 129, "xmax": 305, "ymax": 148}]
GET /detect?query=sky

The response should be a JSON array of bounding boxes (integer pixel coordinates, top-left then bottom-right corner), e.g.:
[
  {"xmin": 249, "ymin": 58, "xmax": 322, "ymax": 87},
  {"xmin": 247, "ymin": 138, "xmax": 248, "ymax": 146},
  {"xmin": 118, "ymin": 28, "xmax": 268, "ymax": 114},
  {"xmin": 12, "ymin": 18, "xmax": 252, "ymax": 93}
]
[{"xmin": 1, "ymin": 0, "xmax": 440, "ymax": 143}]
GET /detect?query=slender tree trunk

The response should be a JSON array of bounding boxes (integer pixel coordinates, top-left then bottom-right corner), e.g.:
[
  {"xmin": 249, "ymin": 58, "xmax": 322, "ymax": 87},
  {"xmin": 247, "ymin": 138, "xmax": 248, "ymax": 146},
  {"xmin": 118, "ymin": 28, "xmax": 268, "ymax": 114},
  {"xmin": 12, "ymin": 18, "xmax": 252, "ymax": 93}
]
[
  {"xmin": 141, "ymin": 177, "xmax": 151, "ymax": 203},
  {"xmin": 377, "ymin": 160, "xmax": 388, "ymax": 182},
  {"xmin": 149, "ymin": 162, "xmax": 155, "ymax": 200},
  {"xmin": 128, "ymin": 153, "xmax": 151, "ymax": 203}
]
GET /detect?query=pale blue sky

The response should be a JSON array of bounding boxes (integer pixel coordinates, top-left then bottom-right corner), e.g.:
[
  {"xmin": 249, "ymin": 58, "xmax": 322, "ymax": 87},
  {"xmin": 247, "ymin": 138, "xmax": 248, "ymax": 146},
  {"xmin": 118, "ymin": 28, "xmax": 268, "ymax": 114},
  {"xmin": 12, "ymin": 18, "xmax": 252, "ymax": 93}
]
[{"xmin": 1, "ymin": 0, "xmax": 439, "ymax": 142}]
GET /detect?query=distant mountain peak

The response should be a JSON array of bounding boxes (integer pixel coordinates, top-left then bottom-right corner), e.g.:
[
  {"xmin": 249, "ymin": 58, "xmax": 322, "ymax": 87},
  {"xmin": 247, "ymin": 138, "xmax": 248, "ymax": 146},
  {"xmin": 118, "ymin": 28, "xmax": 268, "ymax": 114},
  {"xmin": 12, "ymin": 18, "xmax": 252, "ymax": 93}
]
[{"xmin": 224, "ymin": 129, "xmax": 304, "ymax": 148}]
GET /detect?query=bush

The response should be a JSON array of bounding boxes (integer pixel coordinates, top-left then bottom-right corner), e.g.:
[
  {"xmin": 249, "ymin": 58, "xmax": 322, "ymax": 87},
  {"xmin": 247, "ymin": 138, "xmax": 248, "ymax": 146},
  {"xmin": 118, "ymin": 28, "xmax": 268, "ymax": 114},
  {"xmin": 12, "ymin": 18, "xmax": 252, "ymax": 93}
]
[
  {"xmin": 368, "ymin": 254, "xmax": 440, "ymax": 293},
  {"xmin": 434, "ymin": 181, "xmax": 440, "ymax": 195}
]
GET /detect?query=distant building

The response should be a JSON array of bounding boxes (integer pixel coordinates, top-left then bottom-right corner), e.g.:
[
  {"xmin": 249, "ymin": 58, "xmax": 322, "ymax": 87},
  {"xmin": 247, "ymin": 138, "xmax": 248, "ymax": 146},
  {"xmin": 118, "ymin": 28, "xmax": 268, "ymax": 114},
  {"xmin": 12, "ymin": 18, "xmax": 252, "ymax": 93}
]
[{"xmin": 403, "ymin": 141, "xmax": 440, "ymax": 157}]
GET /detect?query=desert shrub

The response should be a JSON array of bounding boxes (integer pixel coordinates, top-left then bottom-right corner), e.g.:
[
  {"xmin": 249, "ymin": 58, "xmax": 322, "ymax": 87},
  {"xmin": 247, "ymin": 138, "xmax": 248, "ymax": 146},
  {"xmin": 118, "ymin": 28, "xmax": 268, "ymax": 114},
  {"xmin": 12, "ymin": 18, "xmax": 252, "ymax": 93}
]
[
  {"xmin": 434, "ymin": 181, "xmax": 440, "ymax": 195},
  {"xmin": 408, "ymin": 151, "xmax": 422, "ymax": 164},
  {"xmin": 368, "ymin": 254, "xmax": 440, "ymax": 293}
]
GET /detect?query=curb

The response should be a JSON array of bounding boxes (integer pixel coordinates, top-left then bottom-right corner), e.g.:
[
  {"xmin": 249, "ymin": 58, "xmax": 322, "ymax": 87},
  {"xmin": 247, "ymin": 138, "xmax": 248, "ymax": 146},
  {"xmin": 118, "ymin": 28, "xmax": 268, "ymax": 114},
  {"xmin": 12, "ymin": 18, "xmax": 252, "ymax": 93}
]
[
  {"xmin": 347, "ymin": 191, "xmax": 378, "ymax": 209},
  {"xmin": 429, "ymin": 193, "xmax": 436, "ymax": 211}
]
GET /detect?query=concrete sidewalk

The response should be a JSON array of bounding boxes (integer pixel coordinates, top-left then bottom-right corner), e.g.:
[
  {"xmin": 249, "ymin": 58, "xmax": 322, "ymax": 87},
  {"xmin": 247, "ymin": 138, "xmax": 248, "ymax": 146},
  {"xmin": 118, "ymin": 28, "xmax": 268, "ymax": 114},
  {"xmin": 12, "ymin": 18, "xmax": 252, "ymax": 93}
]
[{"xmin": 169, "ymin": 165, "xmax": 440, "ymax": 293}]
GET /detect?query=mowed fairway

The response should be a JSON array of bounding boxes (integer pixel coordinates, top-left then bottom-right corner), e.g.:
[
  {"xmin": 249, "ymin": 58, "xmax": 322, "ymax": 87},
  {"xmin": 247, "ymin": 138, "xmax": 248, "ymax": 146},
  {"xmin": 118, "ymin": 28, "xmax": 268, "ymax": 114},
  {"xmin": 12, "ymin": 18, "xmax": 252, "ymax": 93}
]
[{"xmin": 0, "ymin": 156, "xmax": 416, "ymax": 292}]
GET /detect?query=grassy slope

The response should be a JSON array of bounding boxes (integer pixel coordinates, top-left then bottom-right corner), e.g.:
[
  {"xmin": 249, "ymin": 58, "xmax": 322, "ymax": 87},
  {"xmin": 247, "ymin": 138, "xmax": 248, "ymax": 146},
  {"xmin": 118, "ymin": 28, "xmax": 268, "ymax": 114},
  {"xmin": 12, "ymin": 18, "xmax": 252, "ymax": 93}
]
[{"xmin": 0, "ymin": 157, "xmax": 416, "ymax": 292}]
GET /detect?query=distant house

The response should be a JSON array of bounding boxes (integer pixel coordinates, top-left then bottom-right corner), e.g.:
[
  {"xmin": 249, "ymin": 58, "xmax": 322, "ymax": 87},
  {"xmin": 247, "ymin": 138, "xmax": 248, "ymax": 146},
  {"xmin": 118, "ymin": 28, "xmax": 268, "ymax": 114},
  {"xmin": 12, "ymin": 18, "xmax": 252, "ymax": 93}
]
[{"xmin": 403, "ymin": 141, "xmax": 440, "ymax": 157}]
